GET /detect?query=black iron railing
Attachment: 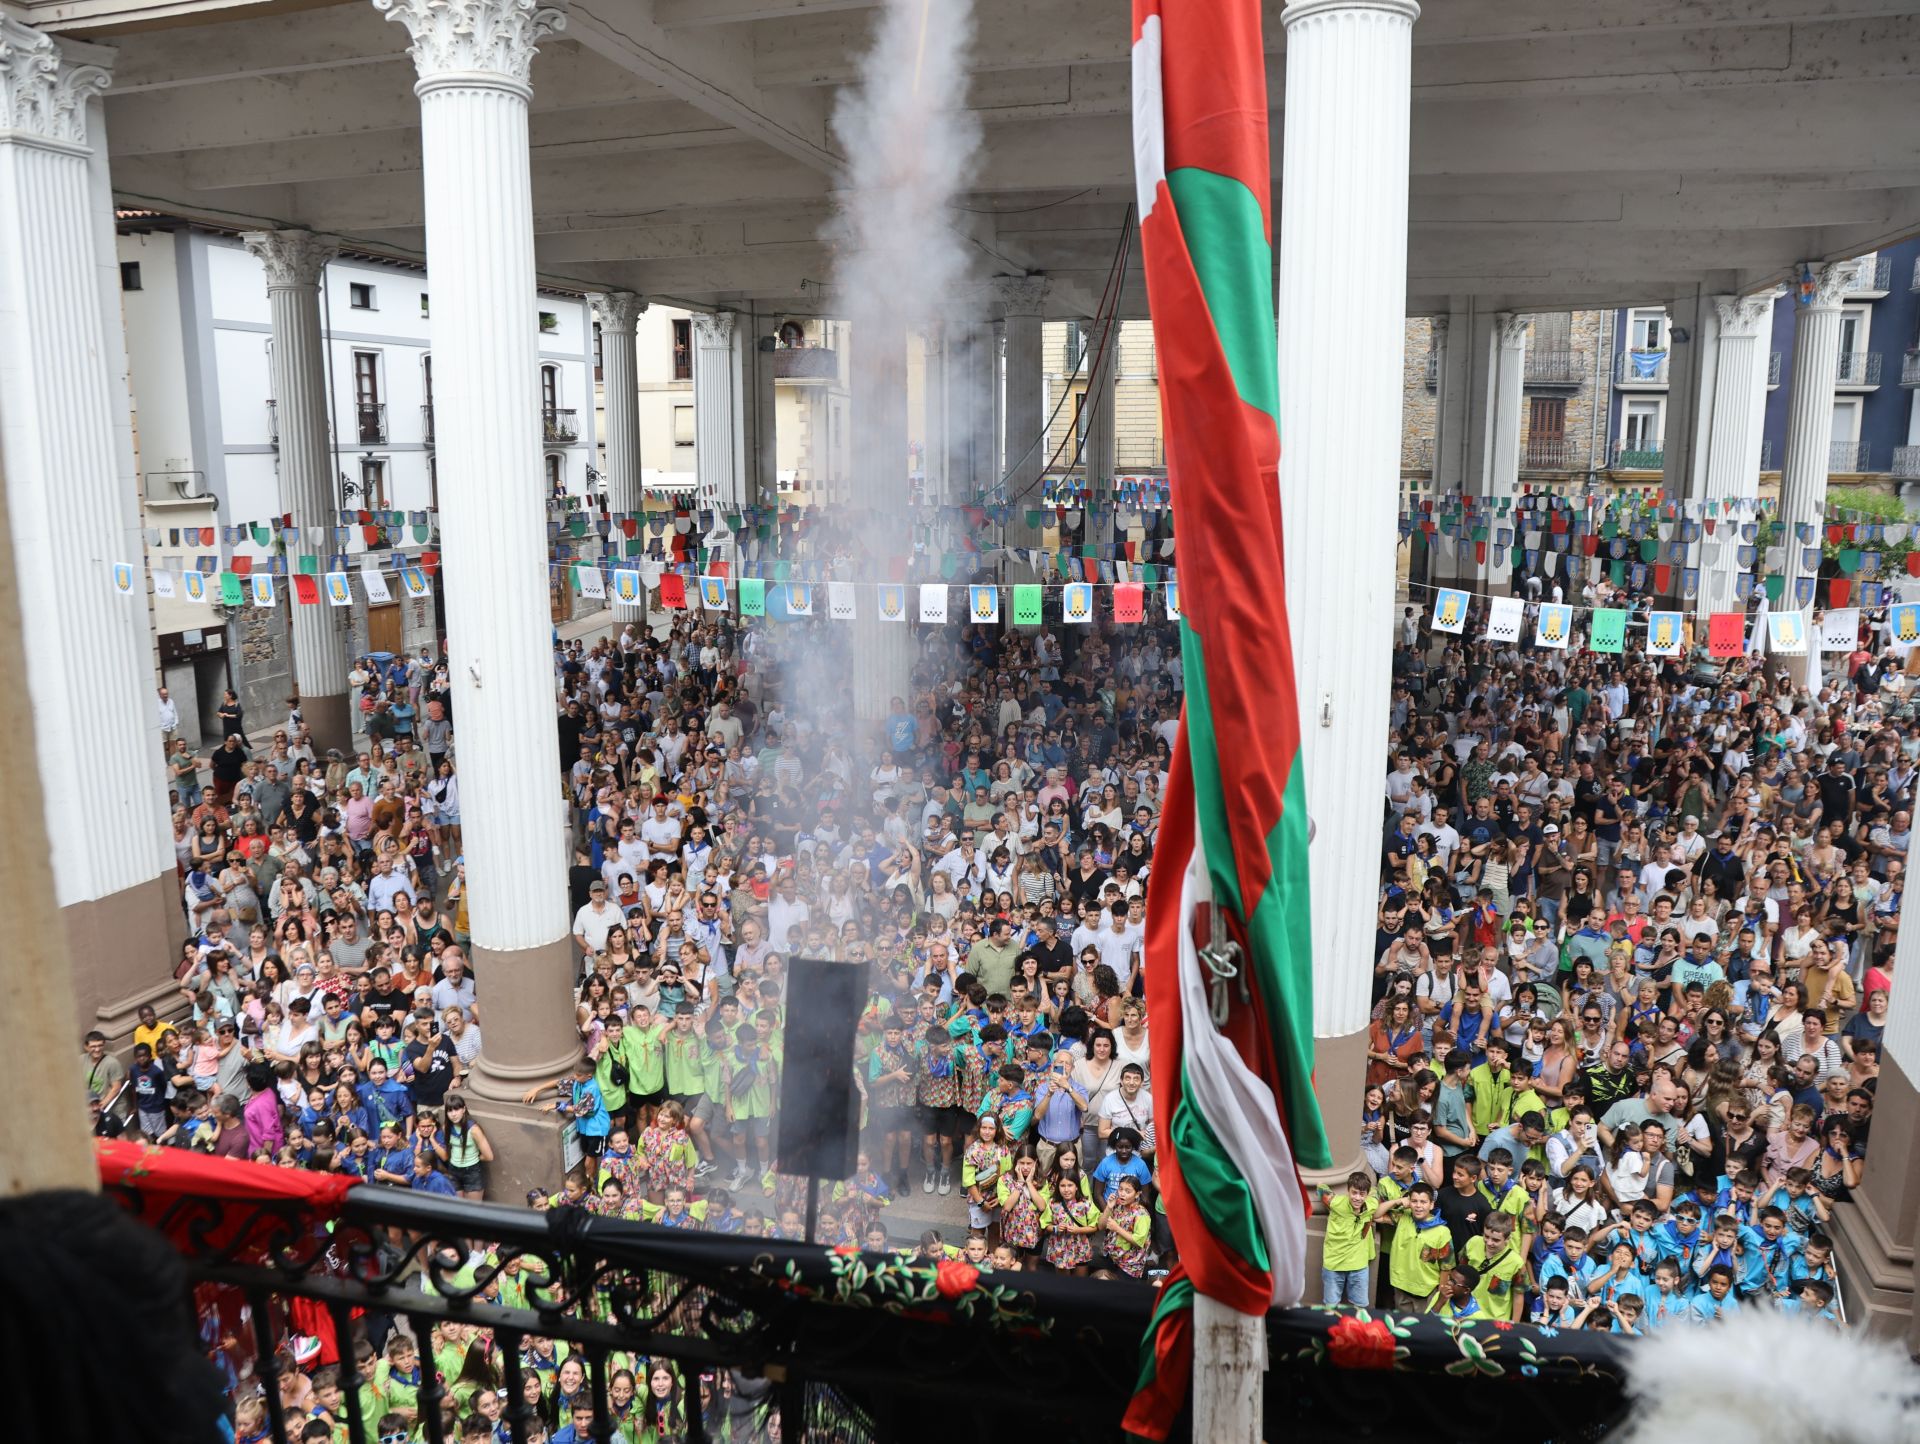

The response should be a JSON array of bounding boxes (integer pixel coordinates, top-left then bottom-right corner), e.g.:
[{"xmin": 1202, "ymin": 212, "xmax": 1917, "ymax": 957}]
[
  {"xmin": 356, "ymin": 402, "xmax": 388, "ymax": 445},
  {"xmin": 544, "ymin": 408, "xmax": 580, "ymax": 445},
  {"xmin": 1525, "ymin": 436, "xmax": 1573, "ymax": 470},
  {"xmin": 1524, "ymin": 350, "xmax": 1586, "ymax": 385},
  {"xmin": 109, "ymin": 1177, "xmax": 1628, "ymax": 1444},
  {"xmin": 422, "ymin": 403, "xmax": 436, "ymax": 446}
]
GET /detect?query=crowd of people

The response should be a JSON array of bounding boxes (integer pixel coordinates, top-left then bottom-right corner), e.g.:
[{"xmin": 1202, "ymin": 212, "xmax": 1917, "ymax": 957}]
[
  {"xmin": 1334, "ymin": 588, "xmax": 1903, "ymax": 1331},
  {"xmin": 86, "ymin": 564, "xmax": 1913, "ymax": 1440}
]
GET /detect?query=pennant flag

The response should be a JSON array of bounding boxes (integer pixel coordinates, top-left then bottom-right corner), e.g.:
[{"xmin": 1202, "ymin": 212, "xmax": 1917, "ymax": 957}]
[
  {"xmin": 1820, "ymin": 608, "xmax": 1861, "ymax": 653},
  {"xmin": 153, "ymin": 569, "xmax": 177, "ymax": 600},
  {"xmin": 250, "ymin": 574, "xmax": 276, "ymax": 608},
  {"xmin": 1113, "ymin": 582, "xmax": 1145, "ymax": 623},
  {"xmin": 739, "ymin": 577, "xmax": 766, "ymax": 617},
  {"xmin": 292, "ymin": 574, "xmax": 320, "ymax": 606},
  {"xmin": 968, "ymin": 584, "xmax": 999, "ymax": 623},
  {"xmin": 111, "ymin": 562, "xmax": 136, "ymax": 598},
  {"xmin": 1708, "ymin": 612, "xmax": 1746, "ymax": 657},
  {"xmin": 829, "ymin": 581, "xmax": 857, "ymax": 621},
  {"xmin": 219, "ymin": 572, "xmax": 244, "ymax": 606},
  {"xmin": 783, "ymin": 582, "xmax": 813, "ymax": 616},
  {"xmin": 400, "ymin": 566, "xmax": 430, "ymax": 599},
  {"xmin": 877, "ymin": 582, "xmax": 906, "ymax": 622},
  {"xmin": 577, "ymin": 566, "xmax": 606, "ymax": 601},
  {"xmin": 613, "ymin": 569, "xmax": 642, "ymax": 606},
  {"xmin": 918, "ymin": 584, "xmax": 946, "ymax": 624},
  {"xmin": 362, "ymin": 569, "xmax": 393, "ymax": 604},
  {"xmin": 1165, "ymin": 579, "xmax": 1181, "ymax": 620},
  {"xmin": 1589, "ymin": 607, "xmax": 1627, "ymax": 654},
  {"xmin": 1535, "ymin": 602, "xmax": 1573, "ymax": 649},
  {"xmin": 1012, "ymin": 583, "xmax": 1043, "ymax": 626},
  {"xmin": 183, "ymin": 570, "xmax": 208, "ymax": 604},
  {"xmin": 1430, "ymin": 587, "xmax": 1469, "ymax": 634},
  {"xmin": 1646, "ymin": 610, "xmax": 1684, "ymax": 657},
  {"xmin": 1767, "ymin": 610, "xmax": 1808, "ymax": 655},
  {"xmin": 652, "ymin": 572, "xmax": 683, "ymax": 609},
  {"xmin": 1127, "ymin": 3, "xmax": 1322, "ymax": 1432},
  {"xmin": 324, "ymin": 572, "xmax": 352, "ymax": 606},
  {"xmin": 1484, "ymin": 596, "xmax": 1524, "ymax": 644},
  {"xmin": 1062, "ymin": 581, "xmax": 1094, "ymax": 623},
  {"xmin": 699, "ymin": 575, "xmax": 729, "ymax": 612},
  {"xmin": 1889, "ymin": 603, "xmax": 1920, "ymax": 648}
]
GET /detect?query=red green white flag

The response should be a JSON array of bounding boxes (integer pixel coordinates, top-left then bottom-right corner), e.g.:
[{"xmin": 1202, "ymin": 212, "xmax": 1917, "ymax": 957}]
[{"xmin": 1125, "ymin": 0, "xmax": 1327, "ymax": 1434}]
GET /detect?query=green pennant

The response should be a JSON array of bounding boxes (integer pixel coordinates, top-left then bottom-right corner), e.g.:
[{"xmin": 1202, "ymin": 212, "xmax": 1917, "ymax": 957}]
[
  {"xmin": 297, "ymin": 554, "xmax": 319, "ymax": 574},
  {"xmin": 220, "ymin": 571, "xmax": 243, "ymax": 606},
  {"xmin": 569, "ymin": 515, "xmax": 588, "ymax": 537},
  {"xmin": 1839, "ymin": 548, "xmax": 1862, "ymax": 575},
  {"xmin": 1589, "ymin": 608, "xmax": 1627, "ymax": 654},
  {"xmin": 1764, "ymin": 575, "xmax": 1785, "ymax": 603},
  {"xmin": 739, "ymin": 578, "xmax": 765, "ymax": 616},
  {"xmin": 1026, "ymin": 510, "xmax": 1043, "ymax": 528},
  {"xmin": 1511, "ymin": 546, "xmax": 1525, "ymax": 569},
  {"xmin": 1639, "ymin": 539, "xmax": 1659, "ymax": 563},
  {"xmin": 1012, "ymin": 584, "xmax": 1042, "ymax": 626},
  {"xmin": 1610, "ymin": 559, "xmax": 1626, "ymax": 586},
  {"xmin": 773, "ymin": 560, "xmax": 791, "ymax": 581},
  {"xmin": 941, "ymin": 553, "xmax": 960, "ymax": 579}
]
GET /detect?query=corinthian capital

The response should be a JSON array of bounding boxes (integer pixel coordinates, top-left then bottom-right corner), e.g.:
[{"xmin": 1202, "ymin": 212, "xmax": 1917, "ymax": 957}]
[
  {"xmin": 589, "ymin": 290, "xmax": 647, "ymax": 334},
  {"xmin": 373, "ymin": 0, "xmax": 565, "ymax": 91},
  {"xmin": 992, "ymin": 275, "xmax": 1050, "ymax": 318},
  {"xmin": 693, "ymin": 311, "xmax": 736, "ymax": 346},
  {"xmin": 0, "ymin": 16, "xmax": 111, "ymax": 150},
  {"xmin": 242, "ymin": 230, "xmax": 340, "ymax": 289},
  {"xmin": 1494, "ymin": 312, "xmax": 1532, "ymax": 349},
  {"xmin": 1797, "ymin": 261, "xmax": 1855, "ymax": 311},
  {"xmin": 1711, "ymin": 291, "xmax": 1777, "ymax": 340}
]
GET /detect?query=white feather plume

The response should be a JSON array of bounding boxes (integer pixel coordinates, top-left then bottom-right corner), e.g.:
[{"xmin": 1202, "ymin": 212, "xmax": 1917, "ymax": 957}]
[{"xmin": 1618, "ymin": 1312, "xmax": 1918, "ymax": 1444}]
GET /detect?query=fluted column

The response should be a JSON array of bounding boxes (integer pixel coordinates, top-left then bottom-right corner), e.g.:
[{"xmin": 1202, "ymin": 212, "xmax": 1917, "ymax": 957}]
[
  {"xmin": 242, "ymin": 231, "xmax": 352, "ymax": 750},
  {"xmin": 376, "ymin": 0, "xmax": 574, "ymax": 1197},
  {"xmin": 590, "ymin": 290, "xmax": 645, "ymax": 618},
  {"xmin": 1277, "ymin": 0, "xmax": 1419, "ymax": 1175},
  {"xmin": 1481, "ymin": 311, "xmax": 1528, "ymax": 586},
  {"xmin": 999, "ymin": 278, "xmax": 1048, "ymax": 563},
  {"xmin": 850, "ymin": 318, "xmax": 914, "ymax": 719},
  {"xmin": 0, "ymin": 17, "xmax": 180, "ymax": 1036},
  {"xmin": 693, "ymin": 310, "xmax": 744, "ymax": 509},
  {"xmin": 1083, "ymin": 312, "xmax": 1118, "ymax": 545},
  {"xmin": 1695, "ymin": 292, "xmax": 1777, "ymax": 618},
  {"xmin": 1777, "ymin": 262, "xmax": 1851, "ymax": 688}
]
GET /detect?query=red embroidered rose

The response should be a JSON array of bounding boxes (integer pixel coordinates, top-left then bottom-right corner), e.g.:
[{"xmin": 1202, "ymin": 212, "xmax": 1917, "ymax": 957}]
[
  {"xmin": 1325, "ymin": 1315, "xmax": 1397, "ymax": 1371},
  {"xmin": 934, "ymin": 1258, "xmax": 980, "ymax": 1299}
]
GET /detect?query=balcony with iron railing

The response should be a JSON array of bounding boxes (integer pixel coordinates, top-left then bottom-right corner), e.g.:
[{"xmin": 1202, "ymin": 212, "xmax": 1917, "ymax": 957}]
[
  {"xmin": 1425, "ymin": 346, "xmax": 1438, "ymax": 388},
  {"xmin": 1523, "ymin": 436, "xmax": 1576, "ymax": 470},
  {"xmin": 1523, "ymin": 350, "xmax": 1586, "ymax": 385},
  {"xmin": 1768, "ymin": 351, "xmax": 1782, "ymax": 387},
  {"xmin": 543, "ymin": 407, "xmax": 580, "ymax": 445},
  {"xmin": 1842, "ymin": 254, "xmax": 1893, "ymax": 296},
  {"xmin": 94, "ymin": 1145, "xmax": 1629, "ymax": 1444},
  {"xmin": 771, "ymin": 344, "xmax": 840, "ymax": 381},
  {"xmin": 1611, "ymin": 437, "xmax": 1665, "ymax": 471},
  {"xmin": 1836, "ymin": 351, "xmax": 1882, "ymax": 387},
  {"xmin": 354, "ymin": 401, "xmax": 387, "ymax": 446},
  {"xmin": 1832, "ymin": 439, "xmax": 1872, "ymax": 472},
  {"xmin": 1761, "ymin": 438, "xmax": 1775, "ymax": 471},
  {"xmin": 1114, "ymin": 436, "xmax": 1164, "ymax": 470},
  {"xmin": 1902, "ymin": 349, "xmax": 1920, "ymax": 388},
  {"xmin": 421, "ymin": 403, "xmax": 435, "ymax": 446},
  {"xmin": 1615, "ymin": 350, "xmax": 1669, "ymax": 385},
  {"xmin": 1894, "ymin": 445, "xmax": 1920, "ymax": 479}
]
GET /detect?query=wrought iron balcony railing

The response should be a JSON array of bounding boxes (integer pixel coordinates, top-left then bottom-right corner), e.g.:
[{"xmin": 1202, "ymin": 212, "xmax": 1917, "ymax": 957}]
[
  {"xmin": 421, "ymin": 403, "xmax": 435, "ymax": 446},
  {"xmin": 1894, "ymin": 444, "xmax": 1920, "ymax": 479},
  {"xmin": 1831, "ymin": 439, "xmax": 1871, "ymax": 472},
  {"xmin": 543, "ymin": 407, "xmax": 580, "ymax": 445},
  {"xmin": 1615, "ymin": 350, "xmax": 1669, "ymax": 385},
  {"xmin": 1900, "ymin": 349, "xmax": 1920, "ymax": 388},
  {"xmin": 1525, "ymin": 436, "xmax": 1574, "ymax": 470},
  {"xmin": 1524, "ymin": 350, "xmax": 1586, "ymax": 385},
  {"xmin": 355, "ymin": 402, "xmax": 387, "ymax": 446},
  {"xmin": 1611, "ymin": 437, "xmax": 1665, "ymax": 470},
  {"xmin": 266, "ymin": 399, "xmax": 278, "ymax": 447},
  {"xmin": 1835, "ymin": 351, "xmax": 1882, "ymax": 386}
]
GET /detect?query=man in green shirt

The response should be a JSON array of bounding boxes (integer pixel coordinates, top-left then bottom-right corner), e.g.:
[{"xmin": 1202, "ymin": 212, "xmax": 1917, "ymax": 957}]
[
  {"xmin": 968, "ymin": 917, "xmax": 1022, "ymax": 995},
  {"xmin": 1467, "ymin": 1036, "xmax": 1515, "ymax": 1139}
]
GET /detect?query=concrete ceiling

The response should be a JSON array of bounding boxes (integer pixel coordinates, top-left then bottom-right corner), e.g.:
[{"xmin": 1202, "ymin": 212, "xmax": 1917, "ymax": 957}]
[{"xmin": 36, "ymin": 0, "xmax": 1920, "ymax": 319}]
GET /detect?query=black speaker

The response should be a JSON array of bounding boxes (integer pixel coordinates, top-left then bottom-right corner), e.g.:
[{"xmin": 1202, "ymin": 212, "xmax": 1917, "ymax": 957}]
[{"xmin": 773, "ymin": 956, "xmax": 867, "ymax": 1180}]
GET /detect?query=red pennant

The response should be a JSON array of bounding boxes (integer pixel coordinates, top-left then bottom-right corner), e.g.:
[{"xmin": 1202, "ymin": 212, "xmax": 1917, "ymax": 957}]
[
  {"xmin": 363, "ymin": 526, "xmax": 382, "ymax": 547},
  {"xmin": 621, "ymin": 518, "xmax": 638, "ymax": 538},
  {"xmin": 1704, "ymin": 519, "xmax": 1716, "ymax": 535},
  {"xmin": 711, "ymin": 560, "xmax": 729, "ymax": 580},
  {"xmin": 1113, "ymin": 583, "xmax": 1144, "ymax": 623},
  {"xmin": 1830, "ymin": 579, "xmax": 1852, "ymax": 608},
  {"xmin": 292, "ymin": 575, "xmax": 319, "ymax": 606},
  {"xmin": 659, "ymin": 573, "xmax": 687, "ymax": 609},
  {"xmin": 1708, "ymin": 612, "xmax": 1745, "ymax": 658},
  {"xmin": 419, "ymin": 550, "xmax": 440, "ymax": 574},
  {"xmin": 230, "ymin": 555, "xmax": 253, "ymax": 578},
  {"xmin": 1653, "ymin": 564, "xmax": 1671, "ymax": 592},
  {"xmin": 1475, "ymin": 542, "xmax": 1488, "ymax": 564},
  {"xmin": 1907, "ymin": 552, "xmax": 1920, "ymax": 578},
  {"xmin": 1828, "ymin": 525, "xmax": 1845, "ymax": 544},
  {"xmin": 1550, "ymin": 514, "xmax": 1569, "ymax": 534},
  {"xmin": 357, "ymin": 510, "xmax": 372, "ymax": 525},
  {"xmin": 1581, "ymin": 535, "xmax": 1599, "ymax": 557},
  {"xmin": 200, "ymin": 526, "xmax": 217, "ymax": 546}
]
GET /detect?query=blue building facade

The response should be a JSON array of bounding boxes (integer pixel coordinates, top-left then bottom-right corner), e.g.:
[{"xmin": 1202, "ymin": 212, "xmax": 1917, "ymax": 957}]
[{"xmin": 1607, "ymin": 236, "xmax": 1920, "ymax": 487}]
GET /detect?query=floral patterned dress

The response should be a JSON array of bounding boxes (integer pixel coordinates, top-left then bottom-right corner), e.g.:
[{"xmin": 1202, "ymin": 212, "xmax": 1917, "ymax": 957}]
[
  {"xmin": 1103, "ymin": 1200, "xmax": 1152, "ymax": 1277},
  {"xmin": 641, "ymin": 1123, "xmax": 695, "ymax": 1194},
  {"xmin": 1001, "ymin": 1178, "xmax": 1049, "ymax": 1250},
  {"xmin": 1044, "ymin": 1195, "xmax": 1100, "ymax": 1270},
  {"xmin": 599, "ymin": 1144, "xmax": 648, "ymax": 1215}
]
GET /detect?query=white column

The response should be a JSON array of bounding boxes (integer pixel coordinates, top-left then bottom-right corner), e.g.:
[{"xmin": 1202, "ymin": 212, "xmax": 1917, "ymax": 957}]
[
  {"xmin": 693, "ymin": 310, "xmax": 744, "ymax": 509},
  {"xmin": 1277, "ymin": 0, "xmax": 1419, "ymax": 1170},
  {"xmin": 850, "ymin": 318, "xmax": 914, "ymax": 719},
  {"xmin": 1695, "ymin": 291, "xmax": 1777, "ymax": 617},
  {"xmin": 999, "ymin": 279, "xmax": 1049, "ymax": 565},
  {"xmin": 1777, "ymin": 262, "xmax": 1851, "ymax": 686},
  {"xmin": 746, "ymin": 323, "xmax": 777, "ymax": 508},
  {"xmin": 590, "ymin": 290, "xmax": 645, "ymax": 619},
  {"xmin": 1478, "ymin": 311, "xmax": 1528, "ymax": 586},
  {"xmin": 921, "ymin": 328, "xmax": 949, "ymax": 504},
  {"xmin": 241, "ymin": 230, "xmax": 354, "ymax": 751},
  {"xmin": 0, "ymin": 17, "xmax": 177, "ymax": 1010},
  {"xmin": 376, "ymin": 0, "xmax": 575, "ymax": 1193}
]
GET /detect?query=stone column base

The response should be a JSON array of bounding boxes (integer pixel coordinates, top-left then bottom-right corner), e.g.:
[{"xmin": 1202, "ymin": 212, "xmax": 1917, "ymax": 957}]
[
  {"xmin": 303, "ymin": 690, "xmax": 353, "ymax": 757},
  {"xmin": 1831, "ymin": 1053, "xmax": 1918, "ymax": 1342},
  {"xmin": 1299, "ymin": 1028, "xmax": 1370, "ymax": 1287},
  {"xmin": 462, "ymin": 934, "xmax": 582, "ymax": 1201},
  {"xmin": 65, "ymin": 871, "xmax": 187, "ymax": 1042}
]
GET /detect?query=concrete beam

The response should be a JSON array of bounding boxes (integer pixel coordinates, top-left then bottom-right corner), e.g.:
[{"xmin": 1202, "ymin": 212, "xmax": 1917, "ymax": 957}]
[
  {"xmin": 102, "ymin": 3, "xmax": 410, "ymax": 92},
  {"xmin": 655, "ymin": 0, "xmax": 869, "ymax": 25},
  {"xmin": 563, "ymin": 0, "xmax": 837, "ymax": 172}
]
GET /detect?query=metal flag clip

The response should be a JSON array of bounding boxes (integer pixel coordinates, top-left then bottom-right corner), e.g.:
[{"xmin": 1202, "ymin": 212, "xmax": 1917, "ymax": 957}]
[{"xmin": 1200, "ymin": 902, "xmax": 1246, "ymax": 1027}]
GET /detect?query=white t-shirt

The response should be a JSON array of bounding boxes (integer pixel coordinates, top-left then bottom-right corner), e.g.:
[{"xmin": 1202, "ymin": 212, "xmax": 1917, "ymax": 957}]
[
  {"xmin": 640, "ymin": 814, "xmax": 682, "ymax": 860},
  {"xmin": 573, "ymin": 901, "xmax": 621, "ymax": 953},
  {"xmin": 1100, "ymin": 1088, "xmax": 1156, "ymax": 1149}
]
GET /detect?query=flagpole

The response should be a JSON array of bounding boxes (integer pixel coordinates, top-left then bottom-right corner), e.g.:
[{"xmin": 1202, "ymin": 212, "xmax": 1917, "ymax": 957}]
[{"xmin": 1194, "ymin": 1292, "xmax": 1265, "ymax": 1444}]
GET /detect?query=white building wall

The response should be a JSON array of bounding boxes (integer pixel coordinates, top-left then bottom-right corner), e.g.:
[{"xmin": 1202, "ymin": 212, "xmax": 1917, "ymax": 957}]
[{"xmin": 116, "ymin": 231, "xmax": 196, "ymax": 485}]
